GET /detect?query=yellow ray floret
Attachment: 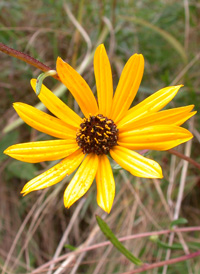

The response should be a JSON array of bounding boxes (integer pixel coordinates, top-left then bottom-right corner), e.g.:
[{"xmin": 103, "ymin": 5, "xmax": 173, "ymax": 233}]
[
  {"xmin": 21, "ymin": 150, "xmax": 85, "ymax": 195},
  {"xmin": 31, "ymin": 79, "xmax": 81, "ymax": 128},
  {"xmin": 111, "ymin": 53, "xmax": 144, "ymax": 123},
  {"xmin": 13, "ymin": 102, "xmax": 77, "ymax": 139},
  {"xmin": 64, "ymin": 153, "xmax": 98, "ymax": 208},
  {"xmin": 118, "ymin": 125, "xmax": 193, "ymax": 151},
  {"xmin": 96, "ymin": 154, "xmax": 115, "ymax": 213},
  {"xmin": 118, "ymin": 105, "xmax": 196, "ymax": 131},
  {"xmin": 4, "ymin": 139, "xmax": 79, "ymax": 163},
  {"xmin": 110, "ymin": 146, "xmax": 163, "ymax": 178},
  {"xmin": 56, "ymin": 57, "xmax": 99, "ymax": 117},
  {"xmin": 94, "ymin": 44, "xmax": 113, "ymax": 117},
  {"xmin": 118, "ymin": 85, "xmax": 183, "ymax": 127}
]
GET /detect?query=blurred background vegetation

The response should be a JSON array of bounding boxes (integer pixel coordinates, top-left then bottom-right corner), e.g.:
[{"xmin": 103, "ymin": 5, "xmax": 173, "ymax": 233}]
[{"xmin": 0, "ymin": 0, "xmax": 200, "ymax": 273}]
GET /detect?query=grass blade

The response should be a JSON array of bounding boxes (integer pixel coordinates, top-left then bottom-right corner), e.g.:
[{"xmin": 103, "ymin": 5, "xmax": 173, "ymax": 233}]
[
  {"xmin": 96, "ymin": 215, "xmax": 142, "ymax": 265},
  {"xmin": 120, "ymin": 16, "xmax": 187, "ymax": 63}
]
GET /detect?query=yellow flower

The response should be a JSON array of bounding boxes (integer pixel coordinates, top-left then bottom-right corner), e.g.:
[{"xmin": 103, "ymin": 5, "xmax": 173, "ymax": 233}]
[{"xmin": 4, "ymin": 44, "xmax": 195, "ymax": 213}]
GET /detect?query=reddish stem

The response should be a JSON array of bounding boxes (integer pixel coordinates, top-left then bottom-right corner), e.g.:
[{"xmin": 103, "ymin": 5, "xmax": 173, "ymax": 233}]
[
  {"xmin": 30, "ymin": 226, "xmax": 200, "ymax": 273},
  {"xmin": 0, "ymin": 43, "xmax": 60, "ymax": 81},
  {"xmin": 168, "ymin": 149, "xmax": 200, "ymax": 170},
  {"xmin": 123, "ymin": 250, "xmax": 200, "ymax": 273}
]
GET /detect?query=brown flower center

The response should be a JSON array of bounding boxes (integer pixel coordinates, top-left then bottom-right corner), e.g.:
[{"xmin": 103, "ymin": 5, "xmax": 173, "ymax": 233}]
[{"xmin": 76, "ymin": 114, "xmax": 118, "ymax": 155}]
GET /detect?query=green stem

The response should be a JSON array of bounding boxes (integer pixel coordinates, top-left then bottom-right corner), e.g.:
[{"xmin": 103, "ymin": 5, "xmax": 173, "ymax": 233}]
[{"xmin": 36, "ymin": 70, "xmax": 57, "ymax": 95}]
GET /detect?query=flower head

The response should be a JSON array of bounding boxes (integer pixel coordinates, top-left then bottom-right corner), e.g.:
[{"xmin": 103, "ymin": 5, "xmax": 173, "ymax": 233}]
[{"xmin": 4, "ymin": 44, "xmax": 195, "ymax": 213}]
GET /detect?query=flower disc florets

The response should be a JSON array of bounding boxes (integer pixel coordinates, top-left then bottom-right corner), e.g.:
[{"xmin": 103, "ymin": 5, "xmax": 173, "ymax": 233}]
[{"xmin": 76, "ymin": 114, "xmax": 118, "ymax": 155}]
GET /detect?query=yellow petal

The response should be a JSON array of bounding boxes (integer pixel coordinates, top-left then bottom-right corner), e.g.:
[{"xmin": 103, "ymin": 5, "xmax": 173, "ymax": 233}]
[
  {"xmin": 13, "ymin": 102, "xmax": 77, "ymax": 139},
  {"xmin": 4, "ymin": 139, "xmax": 79, "ymax": 163},
  {"xmin": 96, "ymin": 155, "xmax": 115, "ymax": 213},
  {"xmin": 94, "ymin": 44, "xmax": 113, "ymax": 117},
  {"xmin": 64, "ymin": 153, "xmax": 98, "ymax": 208},
  {"xmin": 56, "ymin": 57, "xmax": 98, "ymax": 117},
  {"xmin": 21, "ymin": 149, "xmax": 85, "ymax": 195},
  {"xmin": 110, "ymin": 54, "xmax": 144, "ymax": 123},
  {"xmin": 118, "ymin": 105, "xmax": 196, "ymax": 131},
  {"xmin": 118, "ymin": 125, "xmax": 193, "ymax": 151},
  {"xmin": 118, "ymin": 85, "xmax": 182, "ymax": 126},
  {"xmin": 110, "ymin": 146, "xmax": 163, "ymax": 178},
  {"xmin": 31, "ymin": 79, "xmax": 81, "ymax": 128}
]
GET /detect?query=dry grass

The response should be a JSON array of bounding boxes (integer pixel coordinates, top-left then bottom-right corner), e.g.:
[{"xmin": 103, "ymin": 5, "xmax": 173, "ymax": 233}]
[{"xmin": 0, "ymin": 1, "xmax": 200, "ymax": 273}]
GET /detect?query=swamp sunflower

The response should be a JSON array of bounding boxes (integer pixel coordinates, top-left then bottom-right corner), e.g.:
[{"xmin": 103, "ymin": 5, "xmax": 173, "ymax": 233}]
[{"xmin": 4, "ymin": 44, "xmax": 196, "ymax": 213}]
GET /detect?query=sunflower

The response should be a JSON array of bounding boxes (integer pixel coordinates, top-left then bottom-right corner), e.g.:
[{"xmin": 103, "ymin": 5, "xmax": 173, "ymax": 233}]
[{"xmin": 4, "ymin": 44, "xmax": 195, "ymax": 213}]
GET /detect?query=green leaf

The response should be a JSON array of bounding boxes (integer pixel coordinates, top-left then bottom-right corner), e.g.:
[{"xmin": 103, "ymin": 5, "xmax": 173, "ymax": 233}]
[
  {"xmin": 112, "ymin": 163, "xmax": 122, "ymax": 170},
  {"xmin": 120, "ymin": 16, "xmax": 187, "ymax": 63},
  {"xmin": 170, "ymin": 218, "xmax": 188, "ymax": 228},
  {"xmin": 187, "ymin": 242, "xmax": 200, "ymax": 250},
  {"xmin": 150, "ymin": 236, "xmax": 183, "ymax": 250},
  {"xmin": 64, "ymin": 244, "xmax": 77, "ymax": 251},
  {"xmin": 7, "ymin": 161, "xmax": 37, "ymax": 180},
  {"xmin": 96, "ymin": 215, "xmax": 142, "ymax": 265}
]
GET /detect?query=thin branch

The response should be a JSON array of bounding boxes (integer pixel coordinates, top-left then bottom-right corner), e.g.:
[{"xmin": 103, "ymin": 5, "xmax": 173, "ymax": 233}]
[
  {"xmin": 168, "ymin": 149, "xmax": 200, "ymax": 170},
  {"xmin": 47, "ymin": 198, "xmax": 86, "ymax": 274},
  {"xmin": 123, "ymin": 250, "xmax": 200, "ymax": 274},
  {"xmin": 0, "ymin": 43, "xmax": 60, "ymax": 81},
  {"xmin": 30, "ymin": 226, "xmax": 200, "ymax": 274}
]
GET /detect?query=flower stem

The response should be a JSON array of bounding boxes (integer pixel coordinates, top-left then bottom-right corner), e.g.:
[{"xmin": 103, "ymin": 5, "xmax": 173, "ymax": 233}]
[
  {"xmin": 168, "ymin": 149, "xmax": 200, "ymax": 170},
  {"xmin": 123, "ymin": 250, "xmax": 200, "ymax": 274},
  {"xmin": 36, "ymin": 70, "xmax": 57, "ymax": 95},
  {"xmin": 0, "ymin": 42, "xmax": 60, "ymax": 81}
]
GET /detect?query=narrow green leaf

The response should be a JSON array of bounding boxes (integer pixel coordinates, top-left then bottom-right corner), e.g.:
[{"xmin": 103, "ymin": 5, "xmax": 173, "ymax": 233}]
[
  {"xmin": 64, "ymin": 244, "xmax": 77, "ymax": 251},
  {"xmin": 170, "ymin": 218, "xmax": 188, "ymax": 228},
  {"xmin": 96, "ymin": 215, "xmax": 142, "ymax": 265},
  {"xmin": 112, "ymin": 163, "xmax": 122, "ymax": 170},
  {"xmin": 150, "ymin": 236, "xmax": 183, "ymax": 250},
  {"xmin": 36, "ymin": 70, "xmax": 57, "ymax": 95},
  {"xmin": 151, "ymin": 237, "xmax": 200, "ymax": 251},
  {"xmin": 187, "ymin": 242, "xmax": 200, "ymax": 250},
  {"xmin": 120, "ymin": 16, "xmax": 187, "ymax": 63}
]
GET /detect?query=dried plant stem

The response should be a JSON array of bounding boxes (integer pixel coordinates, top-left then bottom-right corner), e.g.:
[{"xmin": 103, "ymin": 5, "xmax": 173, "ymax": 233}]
[
  {"xmin": 170, "ymin": 51, "xmax": 200, "ymax": 85},
  {"xmin": 9, "ymin": 185, "xmax": 64, "ymax": 273},
  {"xmin": 0, "ymin": 42, "xmax": 60, "ymax": 81},
  {"xmin": 168, "ymin": 149, "xmax": 200, "ymax": 170},
  {"xmin": 30, "ymin": 226, "xmax": 200, "ymax": 274},
  {"xmin": 183, "ymin": 0, "xmax": 190, "ymax": 51},
  {"xmin": 153, "ymin": 179, "xmax": 172, "ymax": 218},
  {"xmin": 54, "ymin": 225, "xmax": 100, "ymax": 274},
  {"xmin": 163, "ymin": 120, "xmax": 194, "ymax": 274},
  {"xmin": 102, "ymin": 16, "xmax": 115, "ymax": 58},
  {"xmin": 47, "ymin": 198, "xmax": 86, "ymax": 274},
  {"xmin": 120, "ymin": 170, "xmax": 161, "ymax": 230},
  {"xmin": 122, "ymin": 250, "xmax": 200, "ymax": 274},
  {"xmin": 63, "ymin": 3, "xmax": 92, "ymax": 74},
  {"xmin": 2, "ymin": 191, "xmax": 48, "ymax": 274}
]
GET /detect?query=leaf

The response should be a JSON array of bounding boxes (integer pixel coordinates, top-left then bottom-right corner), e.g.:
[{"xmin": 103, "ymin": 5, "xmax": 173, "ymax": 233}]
[
  {"xmin": 64, "ymin": 244, "xmax": 77, "ymax": 251},
  {"xmin": 120, "ymin": 16, "xmax": 187, "ymax": 63},
  {"xmin": 150, "ymin": 236, "xmax": 183, "ymax": 250},
  {"xmin": 150, "ymin": 236, "xmax": 200, "ymax": 251},
  {"xmin": 170, "ymin": 218, "xmax": 188, "ymax": 228},
  {"xmin": 96, "ymin": 215, "xmax": 142, "ymax": 265},
  {"xmin": 112, "ymin": 163, "xmax": 122, "ymax": 170},
  {"xmin": 7, "ymin": 161, "xmax": 38, "ymax": 180},
  {"xmin": 187, "ymin": 242, "xmax": 200, "ymax": 250}
]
